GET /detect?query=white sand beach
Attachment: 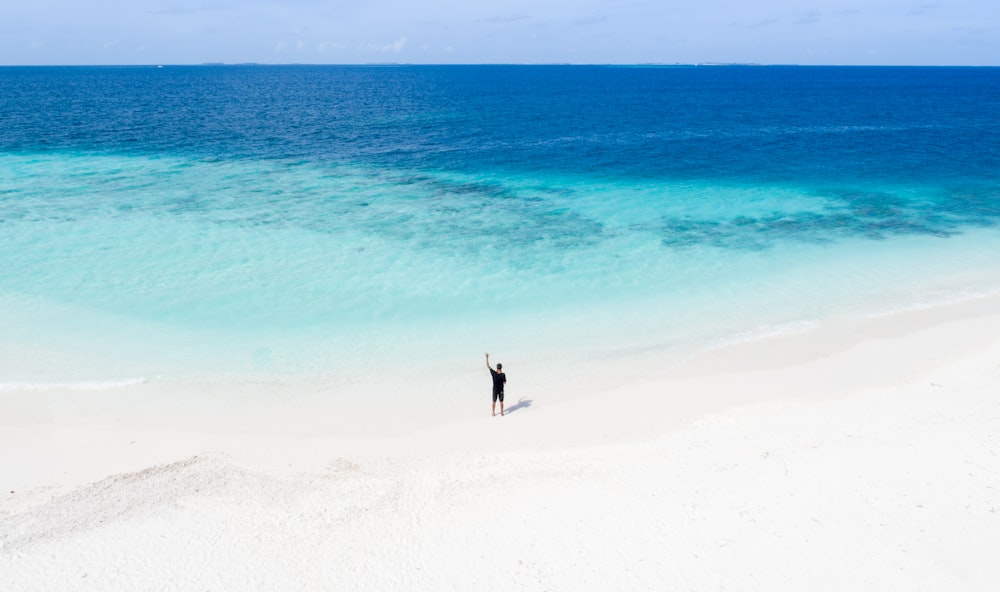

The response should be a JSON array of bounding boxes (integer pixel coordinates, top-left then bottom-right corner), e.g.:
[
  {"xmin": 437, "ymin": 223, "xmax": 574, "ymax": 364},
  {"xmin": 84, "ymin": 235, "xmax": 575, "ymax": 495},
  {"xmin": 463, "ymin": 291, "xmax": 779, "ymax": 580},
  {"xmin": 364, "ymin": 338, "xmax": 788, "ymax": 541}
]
[{"xmin": 2, "ymin": 295, "xmax": 999, "ymax": 591}]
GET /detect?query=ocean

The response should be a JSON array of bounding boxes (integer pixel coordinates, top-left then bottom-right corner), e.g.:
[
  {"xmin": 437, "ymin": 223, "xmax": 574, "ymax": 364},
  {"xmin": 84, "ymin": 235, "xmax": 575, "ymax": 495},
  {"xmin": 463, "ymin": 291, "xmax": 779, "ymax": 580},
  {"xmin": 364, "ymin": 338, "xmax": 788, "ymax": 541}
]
[{"xmin": 1, "ymin": 65, "xmax": 998, "ymax": 396}]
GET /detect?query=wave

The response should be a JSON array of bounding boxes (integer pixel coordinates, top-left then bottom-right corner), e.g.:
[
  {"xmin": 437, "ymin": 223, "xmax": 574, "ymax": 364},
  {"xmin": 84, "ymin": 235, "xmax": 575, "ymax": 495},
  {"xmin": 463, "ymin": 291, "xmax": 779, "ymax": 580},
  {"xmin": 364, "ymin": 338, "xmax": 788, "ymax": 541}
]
[
  {"xmin": 0, "ymin": 377, "xmax": 149, "ymax": 392},
  {"xmin": 862, "ymin": 288, "xmax": 1000, "ymax": 319},
  {"xmin": 702, "ymin": 320, "xmax": 821, "ymax": 351}
]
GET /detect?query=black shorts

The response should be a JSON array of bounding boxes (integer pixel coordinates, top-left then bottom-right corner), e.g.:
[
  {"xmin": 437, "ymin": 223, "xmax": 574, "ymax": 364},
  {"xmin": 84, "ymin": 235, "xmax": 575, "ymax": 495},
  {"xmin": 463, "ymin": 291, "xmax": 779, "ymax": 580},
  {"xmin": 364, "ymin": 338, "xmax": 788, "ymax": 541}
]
[{"xmin": 492, "ymin": 390, "xmax": 504, "ymax": 403}]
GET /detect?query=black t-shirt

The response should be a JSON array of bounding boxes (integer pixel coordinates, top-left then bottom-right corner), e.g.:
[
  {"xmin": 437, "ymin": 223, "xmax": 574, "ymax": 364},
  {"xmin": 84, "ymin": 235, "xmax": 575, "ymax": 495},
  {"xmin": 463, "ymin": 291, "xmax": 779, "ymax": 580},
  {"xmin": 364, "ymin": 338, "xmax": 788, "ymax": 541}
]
[{"xmin": 490, "ymin": 369, "xmax": 506, "ymax": 393}]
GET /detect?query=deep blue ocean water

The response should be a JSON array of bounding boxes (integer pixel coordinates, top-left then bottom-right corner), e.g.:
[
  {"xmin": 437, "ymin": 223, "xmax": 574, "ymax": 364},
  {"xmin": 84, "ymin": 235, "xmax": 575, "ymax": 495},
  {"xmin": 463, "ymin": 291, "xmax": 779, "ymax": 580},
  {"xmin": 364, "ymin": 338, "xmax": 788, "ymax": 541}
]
[{"xmin": 1, "ymin": 65, "xmax": 999, "ymax": 389}]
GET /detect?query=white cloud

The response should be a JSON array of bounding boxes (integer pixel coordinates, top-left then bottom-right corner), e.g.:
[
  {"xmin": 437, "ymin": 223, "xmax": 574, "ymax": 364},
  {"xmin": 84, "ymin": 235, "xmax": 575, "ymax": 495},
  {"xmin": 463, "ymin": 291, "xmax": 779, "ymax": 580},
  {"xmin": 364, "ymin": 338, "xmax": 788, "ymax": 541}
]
[
  {"xmin": 367, "ymin": 36, "xmax": 408, "ymax": 53},
  {"xmin": 318, "ymin": 41, "xmax": 345, "ymax": 53},
  {"xmin": 147, "ymin": 7, "xmax": 200, "ymax": 16},
  {"xmin": 4, "ymin": 0, "xmax": 998, "ymax": 66},
  {"xmin": 907, "ymin": 4, "xmax": 939, "ymax": 17},
  {"xmin": 482, "ymin": 15, "xmax": 529, "ymax": 24}
]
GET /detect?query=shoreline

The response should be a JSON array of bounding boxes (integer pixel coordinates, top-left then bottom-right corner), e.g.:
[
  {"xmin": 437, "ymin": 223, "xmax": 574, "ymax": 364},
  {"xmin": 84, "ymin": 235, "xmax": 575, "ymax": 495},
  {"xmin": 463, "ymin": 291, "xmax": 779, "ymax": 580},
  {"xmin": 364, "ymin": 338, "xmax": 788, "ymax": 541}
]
[
  {"xmin": 2, "ymin": 292, "xmax": 999, "ymax": 588},
  {"xmin": 3, "ymin": 291, "xmax": 999, "ymax": 483}
]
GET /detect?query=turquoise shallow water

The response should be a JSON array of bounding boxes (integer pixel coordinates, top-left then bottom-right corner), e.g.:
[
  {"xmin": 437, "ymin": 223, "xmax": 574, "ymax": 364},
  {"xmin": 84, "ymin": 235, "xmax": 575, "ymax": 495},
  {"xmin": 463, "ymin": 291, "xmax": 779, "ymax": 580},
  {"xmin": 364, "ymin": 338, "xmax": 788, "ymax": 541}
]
[
  {"xmin": 2, "ymin": 151, "xmax": 998, "ymax": 387},
  {"xmin": 1, "ymin": 66, "xmax": 998, "ymax": 389}
]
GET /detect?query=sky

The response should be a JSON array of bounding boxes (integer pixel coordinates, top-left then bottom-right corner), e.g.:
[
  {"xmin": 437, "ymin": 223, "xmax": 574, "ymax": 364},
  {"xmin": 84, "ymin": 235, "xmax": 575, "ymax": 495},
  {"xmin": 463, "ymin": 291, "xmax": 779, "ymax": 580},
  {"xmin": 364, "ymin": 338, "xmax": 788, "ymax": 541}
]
[{"xmin": 1, "ymin": 0, "xmax": 997, "ymax": 66}]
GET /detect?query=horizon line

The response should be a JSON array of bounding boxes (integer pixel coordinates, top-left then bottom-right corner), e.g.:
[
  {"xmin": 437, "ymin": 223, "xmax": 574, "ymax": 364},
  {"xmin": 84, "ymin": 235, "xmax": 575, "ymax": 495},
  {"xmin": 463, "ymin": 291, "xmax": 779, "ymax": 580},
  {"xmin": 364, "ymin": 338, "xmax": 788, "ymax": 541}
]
[{"xmin": 1, "ymin": 62, "xmax": 998, "ymax": 68}]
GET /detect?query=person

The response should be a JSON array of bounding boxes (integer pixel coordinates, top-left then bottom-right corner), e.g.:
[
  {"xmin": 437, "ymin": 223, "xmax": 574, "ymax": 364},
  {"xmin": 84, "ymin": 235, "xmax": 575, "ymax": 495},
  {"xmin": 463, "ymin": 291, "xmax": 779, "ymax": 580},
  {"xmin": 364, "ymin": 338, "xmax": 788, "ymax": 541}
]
[{"xmin": 485, "ymin": 352, "xmax": 506, "ymax": 417}]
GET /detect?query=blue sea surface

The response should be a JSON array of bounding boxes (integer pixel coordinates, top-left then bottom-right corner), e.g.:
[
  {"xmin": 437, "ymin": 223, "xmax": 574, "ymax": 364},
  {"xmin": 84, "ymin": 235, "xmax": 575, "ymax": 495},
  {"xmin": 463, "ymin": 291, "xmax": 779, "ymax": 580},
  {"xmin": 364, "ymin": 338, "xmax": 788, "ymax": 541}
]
[{"xmin": 1, "ymin": 65, "xmax": 998, "ymax": 388}]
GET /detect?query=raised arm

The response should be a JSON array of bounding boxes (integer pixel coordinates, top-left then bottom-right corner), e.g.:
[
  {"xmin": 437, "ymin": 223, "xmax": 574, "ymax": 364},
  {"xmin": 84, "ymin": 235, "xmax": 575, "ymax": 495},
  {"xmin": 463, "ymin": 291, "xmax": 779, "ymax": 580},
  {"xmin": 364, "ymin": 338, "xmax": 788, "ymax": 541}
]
[{"xmin": 485, "ymin": 352, "xmax": 492, "ymax": 371}]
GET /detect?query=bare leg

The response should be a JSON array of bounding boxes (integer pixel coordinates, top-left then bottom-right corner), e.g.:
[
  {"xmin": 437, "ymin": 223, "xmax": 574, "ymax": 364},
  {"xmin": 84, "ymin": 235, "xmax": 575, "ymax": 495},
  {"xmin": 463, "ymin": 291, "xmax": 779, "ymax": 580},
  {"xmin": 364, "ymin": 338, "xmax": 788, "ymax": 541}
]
[
  {"xmin": 492, "ymin": 401, "xmax": 496, "ymax": 417},
  {"xmin": 500, "ymin": 400, "xmax": 504, "ymax": 416}
]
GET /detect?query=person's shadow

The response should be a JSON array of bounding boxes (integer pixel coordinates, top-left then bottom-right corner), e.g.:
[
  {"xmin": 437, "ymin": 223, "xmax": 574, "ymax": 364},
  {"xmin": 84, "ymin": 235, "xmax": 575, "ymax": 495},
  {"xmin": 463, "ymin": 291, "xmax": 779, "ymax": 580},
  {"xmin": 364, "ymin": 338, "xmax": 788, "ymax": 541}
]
[{"xmin": 503, "ymin": 397, "xmax": 533, "ymax": 415}]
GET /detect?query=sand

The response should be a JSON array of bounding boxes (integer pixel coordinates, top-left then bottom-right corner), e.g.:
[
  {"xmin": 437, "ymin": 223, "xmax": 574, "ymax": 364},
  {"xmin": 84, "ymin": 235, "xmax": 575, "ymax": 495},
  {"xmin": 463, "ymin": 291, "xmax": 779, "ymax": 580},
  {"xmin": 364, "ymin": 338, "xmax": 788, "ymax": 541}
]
[{"xmin": 2, "ymin": 295, "xmax": 999, "ymax": 591}]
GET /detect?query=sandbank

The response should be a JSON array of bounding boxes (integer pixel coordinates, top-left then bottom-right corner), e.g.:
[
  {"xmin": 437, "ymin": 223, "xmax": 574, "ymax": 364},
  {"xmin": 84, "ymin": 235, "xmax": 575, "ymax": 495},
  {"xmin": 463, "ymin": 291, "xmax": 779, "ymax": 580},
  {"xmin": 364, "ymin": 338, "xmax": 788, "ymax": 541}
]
[{"xmin": 2, "ymin": 295, "xmax": 999, "ymax": 590}]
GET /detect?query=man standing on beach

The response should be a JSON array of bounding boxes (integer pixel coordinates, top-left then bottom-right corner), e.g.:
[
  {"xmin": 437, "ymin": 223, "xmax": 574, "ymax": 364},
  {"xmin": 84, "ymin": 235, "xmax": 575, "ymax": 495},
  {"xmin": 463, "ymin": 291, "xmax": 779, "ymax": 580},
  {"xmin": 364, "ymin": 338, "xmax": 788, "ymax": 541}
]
[{"xmin": 485, "ymin": 352, "xmax": 506, "ymax": 417}]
